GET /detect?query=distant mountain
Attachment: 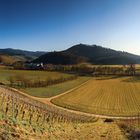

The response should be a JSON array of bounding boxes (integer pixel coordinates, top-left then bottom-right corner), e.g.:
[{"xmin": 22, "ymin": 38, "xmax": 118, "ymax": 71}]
[
  {"xmin": 0, "ymin": 48, "xmax": 46, "ymax": 63},
  {"xmin": 33, "ymin": 44, "xmax": 140, "ymax": 65}
]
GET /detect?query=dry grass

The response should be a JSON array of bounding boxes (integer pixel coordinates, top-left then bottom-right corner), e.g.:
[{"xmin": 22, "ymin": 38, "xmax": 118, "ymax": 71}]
[{"xmin": 52, "ymin": 76, "xmax": 140, "ymax": 116}]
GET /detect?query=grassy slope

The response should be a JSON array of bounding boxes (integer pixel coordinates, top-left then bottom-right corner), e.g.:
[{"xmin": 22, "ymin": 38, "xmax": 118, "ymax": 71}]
[
  {"xmin": 23, "ymin": 77, "xmax": 90, "ymax": 98},
  {"xmin": 52, "ymin": 76, "xmax": 140, "ymax": 116},
  {"xmin": 0, "ymin": 55, "xmax": 17, "ymax": 65},
  {"xmin": 0, "ymin": 55, "xmax": 27, "ymax": 66}
]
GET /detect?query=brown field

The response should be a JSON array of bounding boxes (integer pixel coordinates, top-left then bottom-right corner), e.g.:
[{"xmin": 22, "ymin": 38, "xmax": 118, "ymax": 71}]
[{"xmin": 52, "ymin": 76, "xmax": 140, "ymax": 116}]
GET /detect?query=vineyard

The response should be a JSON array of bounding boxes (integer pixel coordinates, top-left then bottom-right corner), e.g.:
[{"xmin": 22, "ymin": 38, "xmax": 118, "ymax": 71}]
[
  {"xmin": 0, "ymin": 86, "xmax": 97, "ymax": 124},
  {"xmin": 52, "ymin": 76, "xmax": 140, "ymax": 116},
  {"xmin": 0, "ymin": 85, "xmax": 100, "ymax": 139},
  {"xmin": 0, "ymin": 79, "xmax": 140, "ymax": 139},
  {"xmin": 0, "ymin": 86, "xmax": 129, "ymax": 140},
  {"xmin": 1, "ymin": 70, "xmax": 140, "ymax": 139}
]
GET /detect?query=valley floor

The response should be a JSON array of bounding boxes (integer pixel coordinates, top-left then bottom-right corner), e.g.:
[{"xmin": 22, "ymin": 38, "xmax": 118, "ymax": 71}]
[{"xmin": 1, "ymin": 76, "xmax": 140, "ymax": 139}]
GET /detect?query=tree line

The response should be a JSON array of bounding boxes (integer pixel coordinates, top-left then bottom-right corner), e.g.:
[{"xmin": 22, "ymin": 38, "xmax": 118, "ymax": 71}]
[
  {"xmin": 7, "ymin": 75, "xmax": 78, "ymax": 88},
  {"xmin": 13, "ymin": 61, "xmax": 137, "ymax": 76},
  {"xmin": 43, "ymin": 64, "xmax": 136, "ymax": 76}
]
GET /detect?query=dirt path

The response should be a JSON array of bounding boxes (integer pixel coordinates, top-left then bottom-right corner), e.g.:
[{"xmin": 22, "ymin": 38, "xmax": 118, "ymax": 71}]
[
  {"xmin": 47, "ymin": 78, "xmax": 92, "ymax": 101},
  {"xmin": 0, "ymin": 81, "xmax": 140, "ymax": 120}
]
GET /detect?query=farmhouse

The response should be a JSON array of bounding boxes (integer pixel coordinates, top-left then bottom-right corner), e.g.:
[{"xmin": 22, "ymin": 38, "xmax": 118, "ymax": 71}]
[{"xmin": 24, "ymin": 62, "xmax": 44, "ymax": 70}]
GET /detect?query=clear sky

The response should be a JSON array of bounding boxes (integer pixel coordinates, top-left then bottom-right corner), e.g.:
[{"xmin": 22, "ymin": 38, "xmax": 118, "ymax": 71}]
[{"xmin": 0, "ymin": 0, "xmax": 140, "ymax": 54}]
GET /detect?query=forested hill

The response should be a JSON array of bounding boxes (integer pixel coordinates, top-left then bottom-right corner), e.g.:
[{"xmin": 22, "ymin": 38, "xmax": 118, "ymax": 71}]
[
  {"xmin": 0, "ymin": 48, "xmax": 46, "ymax": 57},
  {"xmin": 0, "ymin": 48, "xmax": 46, "ymax": 63},
  {"xmin": 33, "ymin": 44, "xmax": 140, "ymax": 65}
]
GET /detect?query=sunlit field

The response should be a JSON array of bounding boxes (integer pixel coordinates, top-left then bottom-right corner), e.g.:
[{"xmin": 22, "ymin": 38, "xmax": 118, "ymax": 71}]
[
  {"xmin": 24, "ymin": 77, "xmax": 90, "ymax": 98},
  {"xmin": 0, "ymin": 69, "xmax": 72, "ymax": 84},
  {"xmin": 52, "ymin": 76, "xmax": 140, "ymax": 116}
]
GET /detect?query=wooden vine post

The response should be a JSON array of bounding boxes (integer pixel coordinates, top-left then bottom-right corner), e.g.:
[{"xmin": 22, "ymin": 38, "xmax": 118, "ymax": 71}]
[{"xmin": 12, "ymin": 95, "xmax": 15, "ymax": 119}]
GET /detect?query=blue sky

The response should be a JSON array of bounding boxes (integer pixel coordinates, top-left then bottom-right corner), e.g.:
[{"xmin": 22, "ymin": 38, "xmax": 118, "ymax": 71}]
[{"xmin": 0, "ymin": 0, "xmax": 140, "ymax": 54}]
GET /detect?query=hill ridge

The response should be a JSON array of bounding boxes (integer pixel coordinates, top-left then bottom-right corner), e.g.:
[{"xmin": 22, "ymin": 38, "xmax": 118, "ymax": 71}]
[
  {"xmin": 33, "ymin": 44, "xmax": 140, "ymax": 65},
  {"xmin": 0, "ymin": 48, "xmax": 46, "ymax": 64}
]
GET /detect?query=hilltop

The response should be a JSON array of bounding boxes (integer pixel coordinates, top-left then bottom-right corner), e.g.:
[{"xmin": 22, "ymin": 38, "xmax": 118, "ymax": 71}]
[{"xmin": 33, "ymin": 44, "xmax": 140, "ymax": 65}]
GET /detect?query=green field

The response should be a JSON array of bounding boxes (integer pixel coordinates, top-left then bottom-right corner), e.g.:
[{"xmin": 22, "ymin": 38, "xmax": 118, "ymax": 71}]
[
  {"xmin": 52, "ymin": 76, "xmax": 140, "ymax": 116},
  {"xmin": 23, "ymin": 77, "xmax": 90, "ymax": 98},
  {"xmin": 0, "ymin": 69, "xmax": 91, "ymax": 98},
  {"xmin": 0, "ymin": 69, "xmax": 72, "ymax": 84}
]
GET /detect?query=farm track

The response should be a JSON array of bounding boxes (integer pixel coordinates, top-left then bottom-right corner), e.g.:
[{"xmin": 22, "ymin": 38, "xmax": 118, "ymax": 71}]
[{"xmin": 0, "ymin": 78, "xmax": 140, "ymax": 120}]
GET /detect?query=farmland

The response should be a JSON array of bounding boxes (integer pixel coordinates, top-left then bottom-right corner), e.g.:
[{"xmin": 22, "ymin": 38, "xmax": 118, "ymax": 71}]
[
  {"xmin": 0, "ymin": 86, "xmax": 126, "ymax": 140},
  {"xmin": 23, "ymin": 77, "xmax": 90, "ymax": 98},
  {"xmin": 0, "ymin": 69, "xmax": 91, "ymax": 98},
  {"xmin": 1, "ymin": 67, "xmax": 140, "ymax": 139},
  {"xmin": 1, "ymin": 69, "xmax": 140, "ymax": 139},
  {"xmin": 0, "ymin": 69, "xmax": 72, "ymax": 85},
  {"xmin": 52, "ymin": 76, "xmax": 140, "ymax": 116}
]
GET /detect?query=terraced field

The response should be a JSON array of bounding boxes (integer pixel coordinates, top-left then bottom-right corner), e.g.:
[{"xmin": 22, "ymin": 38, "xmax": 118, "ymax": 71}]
[{"xmin": 52, "ymin": 76, "xmax": 140, "ymax": 116}]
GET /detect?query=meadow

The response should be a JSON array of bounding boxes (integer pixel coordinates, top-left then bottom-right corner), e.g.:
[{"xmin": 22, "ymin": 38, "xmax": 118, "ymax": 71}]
[
  {"xmin": 0, "ymin": 69, "xmax": 72, "ymax": 85},
  {"xmin": 0, "ymin": 69, "xmax": 91, "ymax": 98},
  {"xmin": 52, "ymin": 76, "xmax": 140, "ymax": 116},
  {"xmin": 23, "ymin": 77, "xmax": 90, "ymax": 98}
]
